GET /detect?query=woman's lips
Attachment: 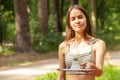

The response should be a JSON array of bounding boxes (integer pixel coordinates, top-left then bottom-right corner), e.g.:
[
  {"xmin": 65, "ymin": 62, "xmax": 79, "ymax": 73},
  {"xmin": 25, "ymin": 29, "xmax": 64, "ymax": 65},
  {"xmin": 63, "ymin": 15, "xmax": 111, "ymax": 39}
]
[{"xmin": 75, "ymin": 24, "xmax": 82, "ymax": 28}]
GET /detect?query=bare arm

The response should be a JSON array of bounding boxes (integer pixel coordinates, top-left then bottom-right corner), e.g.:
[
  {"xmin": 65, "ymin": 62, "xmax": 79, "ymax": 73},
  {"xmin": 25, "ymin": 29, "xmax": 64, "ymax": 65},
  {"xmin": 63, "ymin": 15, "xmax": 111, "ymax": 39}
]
[
  {"xmin": 57, "ymin": 42, "xmax": 66, "ymax": 80},
  {"xmin": 80, "ymin": 39, "xmax": 106, "ymax": 76},
  {"xmin": 93, "ymin": 39, "xmax": 106, "ymax": 76}
]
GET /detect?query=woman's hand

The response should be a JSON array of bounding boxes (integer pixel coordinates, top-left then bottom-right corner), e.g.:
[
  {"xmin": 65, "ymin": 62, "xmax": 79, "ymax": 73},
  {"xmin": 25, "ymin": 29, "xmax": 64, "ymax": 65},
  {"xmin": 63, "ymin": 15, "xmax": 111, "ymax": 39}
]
[
  {"xmin": 80, "ymin": 62, "xmax": 103, "ymax": 76},
  {"xmin": 80, "ymin": 62, "xmax": 95, "ymax": 69}
]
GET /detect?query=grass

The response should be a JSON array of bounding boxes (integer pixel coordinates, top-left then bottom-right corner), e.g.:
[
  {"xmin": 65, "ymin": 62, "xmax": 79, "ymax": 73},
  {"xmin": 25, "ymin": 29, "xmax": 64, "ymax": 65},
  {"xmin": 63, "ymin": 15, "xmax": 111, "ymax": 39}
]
[
  {"xmin": 35, "ymin": 65, "xmax": 120, "ymax": 80},
  {"xmin": 96, "ymin": 65, "xmax": 120, "ymax": 80},
  {"xmin": 35, "ymin": 73, "xmax": 58, "ymax": 80}
]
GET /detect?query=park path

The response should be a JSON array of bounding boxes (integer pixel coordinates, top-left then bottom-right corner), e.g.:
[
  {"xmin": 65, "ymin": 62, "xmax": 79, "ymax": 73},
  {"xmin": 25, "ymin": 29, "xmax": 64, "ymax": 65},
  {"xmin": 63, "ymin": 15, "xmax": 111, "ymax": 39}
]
[
  {"xmin": 0, "ymin": 51, "xmax": 120, "ymax": 80},
  {"xmin": 0, "ymin": 59, "xmax": 59, "ymax": 80}
]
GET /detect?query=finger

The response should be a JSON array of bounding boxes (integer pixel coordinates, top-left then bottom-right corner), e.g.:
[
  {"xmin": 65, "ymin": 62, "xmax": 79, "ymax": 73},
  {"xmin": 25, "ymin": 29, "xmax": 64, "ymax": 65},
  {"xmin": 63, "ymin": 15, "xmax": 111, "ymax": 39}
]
[
  {"xmin": 80, "ymin": 62, "xmax": 87, "ymax": 67},
  {"xmin": 86, "ymin": 63, "xmax": 90, "ymax": 69}
]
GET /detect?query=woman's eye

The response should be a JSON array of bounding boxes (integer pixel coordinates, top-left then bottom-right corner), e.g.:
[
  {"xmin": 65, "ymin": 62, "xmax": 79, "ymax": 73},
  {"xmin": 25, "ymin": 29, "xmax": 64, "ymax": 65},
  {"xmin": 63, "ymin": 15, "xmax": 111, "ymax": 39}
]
[
  {"xmin": 78, "ymin": 15, "xmax": 83, "ymax": 19},
  {"xmin": 70, "ymin": 17, "xmax": 75, "ymax": 21}
]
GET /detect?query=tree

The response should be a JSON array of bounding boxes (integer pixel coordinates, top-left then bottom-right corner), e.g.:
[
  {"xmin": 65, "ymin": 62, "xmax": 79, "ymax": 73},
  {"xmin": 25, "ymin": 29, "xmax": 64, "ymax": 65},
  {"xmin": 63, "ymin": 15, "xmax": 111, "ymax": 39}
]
[
  {"xmin": 14, "ymin": 0, "xmax": 35, "ymax": 53},
  {"xmin": 70, "ymin": 0, "xmax": 79, "ymax": 5},
  {"xmin": 38, "ymin": 0, "xmax": 48, "ymax": 35},
  {"xmin": 96, "ymin": 0, "xmax": 105, "ymax": 30},
  {"xmin": 53, "ymin": 0, "xmax": 63, "ymax": 32},
  {"xmin": 60, "ymin": 0, "xmax": 64, "ymax": 32},
  {"xmin": 88, "ymin": 0, "xmax": 96, "ymax": 35},
  {"xmin": 0, "ymin": 18, "xmax": 3, "ymax": 46}
]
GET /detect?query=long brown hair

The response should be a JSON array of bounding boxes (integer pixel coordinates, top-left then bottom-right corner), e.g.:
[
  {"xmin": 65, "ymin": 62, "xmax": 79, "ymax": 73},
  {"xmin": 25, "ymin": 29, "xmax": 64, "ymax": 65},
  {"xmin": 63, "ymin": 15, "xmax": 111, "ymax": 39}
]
[{"xmin": 65, "ymin": 5, "xmax": 93, "ymax": 41}]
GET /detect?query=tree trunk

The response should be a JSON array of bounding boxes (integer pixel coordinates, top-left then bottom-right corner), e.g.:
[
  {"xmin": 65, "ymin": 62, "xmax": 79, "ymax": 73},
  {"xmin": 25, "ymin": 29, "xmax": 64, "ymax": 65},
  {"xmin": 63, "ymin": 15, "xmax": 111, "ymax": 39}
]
[
  {"xmin": 60, "ymin": 0, "xmax": 64, "ymax": 32},
  {"xmin": 14, "ymin": 0, "xmax": 35, "ymax": 54},
  {"xmin": 53, "ymin": 0, "xmax": 63, "ymax": 32},
  {"xmin": 38, "ymin": 0, "xmax": 48, "ymax": 35},
  {"xmin": 70, "ymin": 0, "xmax": 79, "ymax": 5},
  {"xmin": 89, "ymin": 0, "xmax": 96, "ymax": 35},
  {"xmin": 97, "ymin": 0, "xmax": 105, "ymax": 30},
  {"xmin": 0, "ymin": 19, "xmax": 3, "ymax": 46}
]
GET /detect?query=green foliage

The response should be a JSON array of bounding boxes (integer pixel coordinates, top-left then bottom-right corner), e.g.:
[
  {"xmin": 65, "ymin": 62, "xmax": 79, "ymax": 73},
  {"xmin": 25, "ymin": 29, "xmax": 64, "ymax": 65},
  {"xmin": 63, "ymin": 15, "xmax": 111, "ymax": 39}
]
[
  {"xmin": 29, "ymin": 0, "xmax": 38, "ymax": 20},
  {"xmin": 33, "ymin": 32, "xmax": 64, "ymax": 53},
  {"xmin": 0, "ymin": 0, "xmax": 15, "ymax": 45},
  {"xmin": 29, "ymin": 2, "xmax": 64, "ymax": 53},
  {"xmin": 35, "ymin": 72, "xmax": 58, "ymax": 80},
  {"xmin": 79, "ymin": 0, "xmax": 89, "ymax": 11},
  {"xmin": 96, "ymin": 28, "xmax": 120, "ymax": 50},
  {"xmin": 0, "ymin": 12, "xmax": 15, "ymax": 55},
  {"xmin": 0, "ymin": 0, "xmax": 120, "ymax": 53},
  {"xmin": 96, "ymin": 66, "xmax": 120, "ymax": 80},
  {"xmin": 95, "ymin": 0, "xmax": 120, "ymax": 50},
  {"xmin": 0, "ymin": 46, "xmax": 14, "ymax": 56}
]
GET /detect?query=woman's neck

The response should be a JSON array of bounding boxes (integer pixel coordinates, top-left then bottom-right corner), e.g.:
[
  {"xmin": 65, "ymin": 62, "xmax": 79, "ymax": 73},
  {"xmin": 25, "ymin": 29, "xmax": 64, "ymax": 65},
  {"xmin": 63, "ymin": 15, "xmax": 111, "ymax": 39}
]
[{"xmin": 74, "ymin": 32, "xmax": 86, "ymax": 43}]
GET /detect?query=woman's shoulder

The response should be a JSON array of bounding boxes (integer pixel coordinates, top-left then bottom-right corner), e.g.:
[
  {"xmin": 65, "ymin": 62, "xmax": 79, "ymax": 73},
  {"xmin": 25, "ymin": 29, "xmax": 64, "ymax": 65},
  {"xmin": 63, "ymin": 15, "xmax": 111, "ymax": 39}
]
[
  {"xmin": 58, "ymin": 41, "xmax": 68, "ymax": 55},
  {"xmin": 59, "ymin": 39, "xmax": 72, "ymax": 48},
  {"xmin": 95, "ymin": 38, "xmax": 105, "ymax": 45},
  {"xmin": 92, "ymin": 38, "xmax": 106, "ymax": 48},
  {"xmin": 59, "ymin": 41, "xmax": 67, "ymax": 49},
  {"xmin": 89, "ymin": 36, "xmax": 105, "ymax": 44}
]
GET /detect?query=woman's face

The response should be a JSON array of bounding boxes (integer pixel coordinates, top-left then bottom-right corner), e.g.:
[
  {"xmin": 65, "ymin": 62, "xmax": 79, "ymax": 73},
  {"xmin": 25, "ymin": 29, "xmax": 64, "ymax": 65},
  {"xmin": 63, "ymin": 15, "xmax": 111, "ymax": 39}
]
[{"xmin": 70, "ymin": 8, "xmax": 87, "ymax": 33}]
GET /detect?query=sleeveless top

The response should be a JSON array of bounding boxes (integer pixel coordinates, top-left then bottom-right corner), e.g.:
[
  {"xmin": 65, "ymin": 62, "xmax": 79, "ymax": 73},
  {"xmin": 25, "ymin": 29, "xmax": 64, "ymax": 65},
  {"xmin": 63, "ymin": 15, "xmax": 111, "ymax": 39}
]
[{"xmin": 65, "ymin": 40, "xmax": 96, "ymax": 72}]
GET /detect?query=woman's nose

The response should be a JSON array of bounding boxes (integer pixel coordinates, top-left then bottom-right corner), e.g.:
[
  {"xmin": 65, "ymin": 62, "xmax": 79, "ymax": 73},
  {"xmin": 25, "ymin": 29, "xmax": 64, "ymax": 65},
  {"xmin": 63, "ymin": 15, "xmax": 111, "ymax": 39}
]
[{"xmin": 75, "ymin": 18, "xmax": 80, "ymax": 23}]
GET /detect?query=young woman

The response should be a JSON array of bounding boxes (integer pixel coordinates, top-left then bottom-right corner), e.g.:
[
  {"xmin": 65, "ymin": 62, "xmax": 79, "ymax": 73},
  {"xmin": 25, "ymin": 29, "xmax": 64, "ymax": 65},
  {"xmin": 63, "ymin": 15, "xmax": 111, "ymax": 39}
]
[{"xmin": 57, "ymin": 5, "xmax": 106, "ymax": 80}]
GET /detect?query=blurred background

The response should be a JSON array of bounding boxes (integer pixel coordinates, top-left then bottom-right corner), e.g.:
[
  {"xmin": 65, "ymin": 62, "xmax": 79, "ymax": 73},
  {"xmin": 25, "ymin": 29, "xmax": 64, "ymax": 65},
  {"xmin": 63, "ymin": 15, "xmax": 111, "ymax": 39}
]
[
  {"xmin": 0, "ymin": 0, "xmax": 120, "ymax": 54},
  {"xmin": 0, "ymin": 0, "xmax": 120, "ymax": 80}
]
